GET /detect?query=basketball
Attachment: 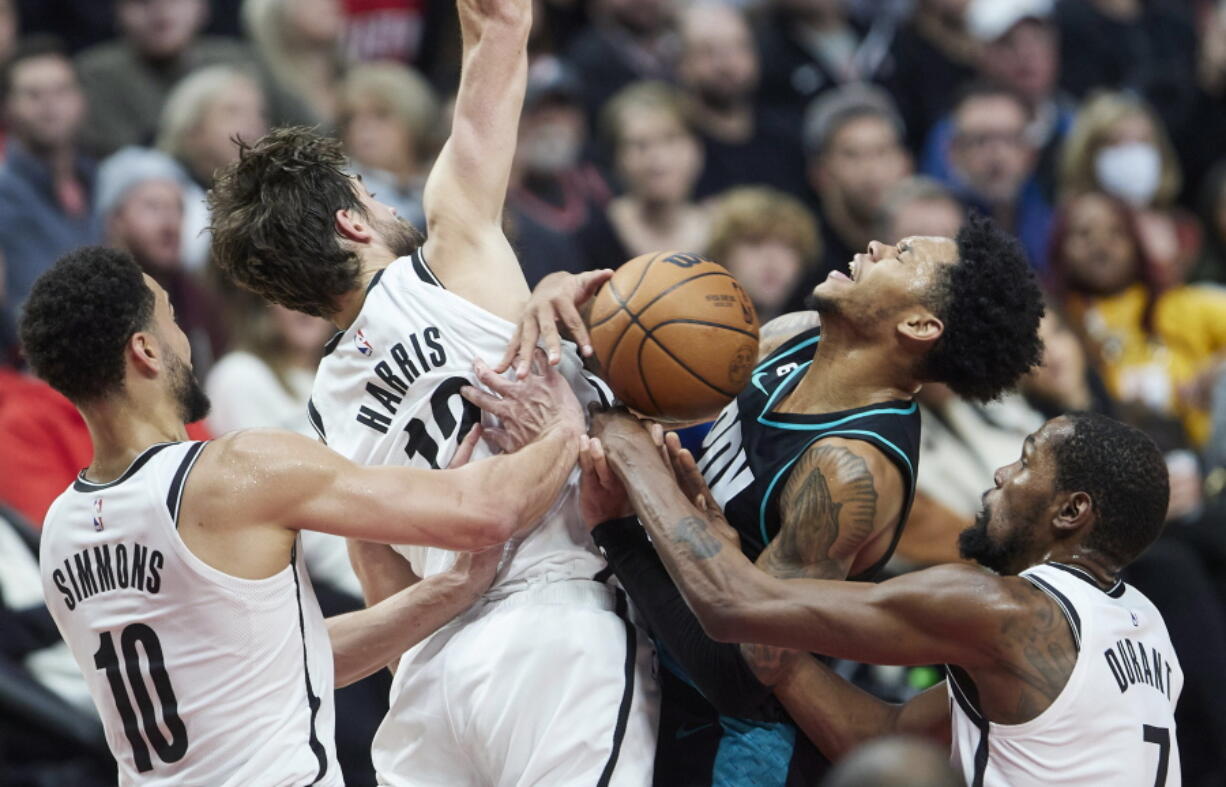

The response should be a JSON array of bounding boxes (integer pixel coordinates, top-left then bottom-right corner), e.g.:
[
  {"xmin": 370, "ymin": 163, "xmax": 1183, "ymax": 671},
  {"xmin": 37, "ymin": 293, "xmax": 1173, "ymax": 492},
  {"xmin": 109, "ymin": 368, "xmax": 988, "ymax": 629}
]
[{"xmin": 585, "ymin": 251, "xmax": 760, "ymax": 422}]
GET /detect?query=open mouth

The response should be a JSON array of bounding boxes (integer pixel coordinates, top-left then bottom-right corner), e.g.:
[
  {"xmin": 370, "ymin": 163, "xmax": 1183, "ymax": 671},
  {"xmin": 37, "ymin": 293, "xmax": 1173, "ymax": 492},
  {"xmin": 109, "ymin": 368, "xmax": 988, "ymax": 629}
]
[{"xmin": 829, "ymin": 270, "xmax": 852, "ymax": 283}]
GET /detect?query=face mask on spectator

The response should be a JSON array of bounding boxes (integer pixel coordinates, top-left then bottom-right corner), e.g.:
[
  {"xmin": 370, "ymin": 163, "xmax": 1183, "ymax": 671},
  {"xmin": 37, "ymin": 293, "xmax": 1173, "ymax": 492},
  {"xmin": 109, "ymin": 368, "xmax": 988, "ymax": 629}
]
[
  {"xmin": 1094, "ymin": 142, "xmax": 1162, "ymax": 207},
  {"xmin": 521, "ymin": 122, "xmax": 582, "ymax": 175}
]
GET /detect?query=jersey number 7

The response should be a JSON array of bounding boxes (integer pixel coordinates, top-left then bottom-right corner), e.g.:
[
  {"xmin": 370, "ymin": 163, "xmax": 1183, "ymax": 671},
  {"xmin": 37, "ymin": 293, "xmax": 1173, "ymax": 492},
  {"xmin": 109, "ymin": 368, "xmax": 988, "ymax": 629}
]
[{"xmin": 94, "ymin": 623, "xmax": 189, "ymax": 772}]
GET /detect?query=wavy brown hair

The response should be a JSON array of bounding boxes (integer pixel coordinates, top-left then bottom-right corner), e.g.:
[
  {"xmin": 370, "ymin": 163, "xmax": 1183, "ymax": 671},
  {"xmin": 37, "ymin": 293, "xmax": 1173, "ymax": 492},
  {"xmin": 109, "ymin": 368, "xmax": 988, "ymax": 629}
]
[{"xmin": 208, "ymin": 127, "xmax": 368, "ymax": 317}]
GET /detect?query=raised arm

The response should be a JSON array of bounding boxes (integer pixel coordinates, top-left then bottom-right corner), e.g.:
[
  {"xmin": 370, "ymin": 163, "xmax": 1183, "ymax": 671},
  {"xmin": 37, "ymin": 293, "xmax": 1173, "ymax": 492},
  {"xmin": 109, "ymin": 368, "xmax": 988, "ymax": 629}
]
[{"xmin": 420, "ymin": 0, "xmax": 533, "ymax": 320}]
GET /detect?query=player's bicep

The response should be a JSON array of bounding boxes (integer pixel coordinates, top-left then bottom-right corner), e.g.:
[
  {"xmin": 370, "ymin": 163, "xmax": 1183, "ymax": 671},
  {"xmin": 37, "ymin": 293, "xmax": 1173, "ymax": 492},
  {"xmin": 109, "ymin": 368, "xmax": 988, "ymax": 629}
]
[{"xmin": 755, "ymin": 439, "xmax": 899, "ymax": 581}]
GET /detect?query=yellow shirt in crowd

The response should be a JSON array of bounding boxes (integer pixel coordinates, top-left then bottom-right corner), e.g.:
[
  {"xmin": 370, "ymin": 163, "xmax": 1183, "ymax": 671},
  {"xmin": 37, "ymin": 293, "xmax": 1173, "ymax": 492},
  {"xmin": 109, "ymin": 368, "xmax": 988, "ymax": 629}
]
[{"xmin": 1072, "ymin": 283, "xmax": 1226, "ymax": 447}]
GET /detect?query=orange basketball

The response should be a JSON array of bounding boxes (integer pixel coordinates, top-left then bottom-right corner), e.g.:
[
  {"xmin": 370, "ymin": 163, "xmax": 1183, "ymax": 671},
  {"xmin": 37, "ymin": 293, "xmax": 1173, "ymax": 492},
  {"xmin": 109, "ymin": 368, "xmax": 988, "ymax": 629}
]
[{"xmin": 586, "ymin": 251, "xmax": 760, "ymax": 422}]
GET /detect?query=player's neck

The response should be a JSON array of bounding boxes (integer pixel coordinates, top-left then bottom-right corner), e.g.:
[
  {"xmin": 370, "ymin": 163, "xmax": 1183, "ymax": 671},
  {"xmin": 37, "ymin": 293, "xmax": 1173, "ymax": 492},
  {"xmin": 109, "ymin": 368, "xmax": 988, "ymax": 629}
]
[
  {"xmin": 1037, "ymin": 547, "xmax": 1122, "ymax": 590},
  {"xmin": 332, "ymin": 251, "xmax": 398, "ymax": 330},
  {"xmin": 79, "ymin": 395, "xmax": 190, "ymax": 483},
  {"xmin": 779, "ymin": 319, "xmax": 918, "ymax": 412}
]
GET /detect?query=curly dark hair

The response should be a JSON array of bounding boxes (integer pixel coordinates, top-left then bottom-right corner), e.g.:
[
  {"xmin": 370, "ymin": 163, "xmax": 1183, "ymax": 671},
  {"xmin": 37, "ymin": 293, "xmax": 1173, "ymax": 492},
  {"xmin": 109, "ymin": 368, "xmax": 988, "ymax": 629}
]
[
  {"xmin": 19, "ymin": 247, "xmax": 154, "ymax": 404},
  {"xmin": 208, "ymin": 126, "xmax": 420, "ymax": 317},
  {"xmin": 919, "ymin": 213, "xmax": 1045, "ymax": 401},
  {"xmin": 1053, "ymin": 413, "xmax": 1170, "ymax": 565}
]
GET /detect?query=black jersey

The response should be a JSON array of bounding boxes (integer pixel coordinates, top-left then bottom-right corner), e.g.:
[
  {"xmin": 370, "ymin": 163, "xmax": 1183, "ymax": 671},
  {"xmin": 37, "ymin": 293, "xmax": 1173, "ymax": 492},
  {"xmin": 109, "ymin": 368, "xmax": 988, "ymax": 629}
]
[
  {"xmin": 653, "ymin": 326, "xmax": 923, "ymax": 787},
  {"xmin": 697, "ymin": 326, "xmax": 921, "ymax": 579}
]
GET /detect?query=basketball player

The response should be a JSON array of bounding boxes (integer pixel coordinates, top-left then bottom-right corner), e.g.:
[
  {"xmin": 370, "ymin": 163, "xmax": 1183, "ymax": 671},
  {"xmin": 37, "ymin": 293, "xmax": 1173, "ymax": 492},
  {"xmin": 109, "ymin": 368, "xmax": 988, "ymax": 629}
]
[
  {"xmin": 506, "ymin": 216, "xmax": 1046, "ymax": 784},
  {"xmin": 20, "ymin": 247, "xmax": 585, "ymax": 785},
  {"xmin": 205, "ymin": 0, "xmax": 658, "ymax": 783},
  {"xmin": 585, "ymin": 410, "xmax": 1182, "ymax": 786}
]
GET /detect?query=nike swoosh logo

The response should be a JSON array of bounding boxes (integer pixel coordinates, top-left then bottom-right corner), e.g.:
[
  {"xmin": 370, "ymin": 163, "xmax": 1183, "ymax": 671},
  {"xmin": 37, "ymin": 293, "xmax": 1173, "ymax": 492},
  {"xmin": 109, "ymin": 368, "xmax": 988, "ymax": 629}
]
[{"xmin": 675, "ymin": 723, "xmax": 714, "ymax": 740}]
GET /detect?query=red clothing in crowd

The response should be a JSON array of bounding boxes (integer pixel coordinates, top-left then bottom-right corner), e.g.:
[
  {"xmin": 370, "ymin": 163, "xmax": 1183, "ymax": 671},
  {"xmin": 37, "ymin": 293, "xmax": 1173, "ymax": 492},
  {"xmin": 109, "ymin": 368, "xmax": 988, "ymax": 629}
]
[{"xmin": 0, "ymin": 369, "xmax": 211, "ymax": 528}]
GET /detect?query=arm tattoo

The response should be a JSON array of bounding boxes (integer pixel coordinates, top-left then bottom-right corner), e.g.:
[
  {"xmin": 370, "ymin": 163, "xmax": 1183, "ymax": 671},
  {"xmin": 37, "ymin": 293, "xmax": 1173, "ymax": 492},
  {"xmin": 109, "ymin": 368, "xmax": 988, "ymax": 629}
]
[
  {"xmin": 998, "ymin": 584, "xmax": 1077, "ymax": 721},
  {"xmin": 671, "ymin": 515, "xmax": 724, "ymax": 560},
  {"xmin": 761, "ymin": 445, "xmax": 878, "ymax": 581}
]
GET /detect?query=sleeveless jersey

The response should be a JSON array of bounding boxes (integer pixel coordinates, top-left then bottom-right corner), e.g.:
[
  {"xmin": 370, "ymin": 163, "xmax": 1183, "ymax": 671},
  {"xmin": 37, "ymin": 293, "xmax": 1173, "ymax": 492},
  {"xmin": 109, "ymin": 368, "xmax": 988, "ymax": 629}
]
[
  {"xmin": 950, "ymin": 562, "xmax": 1182, "ymax": 787},
  {"xmin": 653, "ymin": 326, "xmax": 923, "ymax": 787},
  {"xmin": 307, "ymin": 250, "xmax": 613, "ymax": 584},
  {"xmin": 697, "ymin": 326, "xmax": 922, "ymax": 579},
  {"xmin": 40, "ymin": 441, "xmax": 339, "ymax": 786}
]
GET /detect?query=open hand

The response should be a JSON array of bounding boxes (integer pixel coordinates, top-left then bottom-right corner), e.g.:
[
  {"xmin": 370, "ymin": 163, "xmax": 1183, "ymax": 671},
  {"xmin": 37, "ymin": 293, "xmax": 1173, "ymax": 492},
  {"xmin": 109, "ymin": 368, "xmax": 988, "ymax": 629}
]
[
  {"xmin": 461, "ymin": 348, "xmax": 584, "ymax": 451},
  {"xmin": 496, "ymin": 269, "xmax": 614, "ymax": 378}
]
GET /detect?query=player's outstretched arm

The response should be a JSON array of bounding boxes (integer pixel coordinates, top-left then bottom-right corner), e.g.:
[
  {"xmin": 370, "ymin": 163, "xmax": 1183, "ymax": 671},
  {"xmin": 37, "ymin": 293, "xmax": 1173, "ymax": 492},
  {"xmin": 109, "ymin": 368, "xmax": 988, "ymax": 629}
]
[
  {"xmin": 419, "ymin": 0, "xmax": 533, "ymax": 321},
  {"xmin": 592, "ymin": 409, "xmax": 1009, "ymax": 667},
  {"xmin": 188, "ymin": 357, "xmax": 583, "ymax": 551},
  {"xmin": 327, "ymin": 546, "xmax": 502, "ymax": 687}
]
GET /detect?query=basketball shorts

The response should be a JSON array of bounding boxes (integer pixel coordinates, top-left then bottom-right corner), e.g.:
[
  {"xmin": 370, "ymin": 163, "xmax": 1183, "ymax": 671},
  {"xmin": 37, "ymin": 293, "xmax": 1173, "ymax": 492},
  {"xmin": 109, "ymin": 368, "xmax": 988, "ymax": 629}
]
[{"xmin": 372, "ymin": 578, "xmax": 660, "ymax": 786}]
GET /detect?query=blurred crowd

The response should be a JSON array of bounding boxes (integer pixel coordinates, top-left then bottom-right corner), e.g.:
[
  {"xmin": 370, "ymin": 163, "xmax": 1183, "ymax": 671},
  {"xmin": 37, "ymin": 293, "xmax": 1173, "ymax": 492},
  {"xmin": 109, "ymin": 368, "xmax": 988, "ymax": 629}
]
[{"xmin": 2, "ymin": 0, "xmax": 1226, "ymax": 784}]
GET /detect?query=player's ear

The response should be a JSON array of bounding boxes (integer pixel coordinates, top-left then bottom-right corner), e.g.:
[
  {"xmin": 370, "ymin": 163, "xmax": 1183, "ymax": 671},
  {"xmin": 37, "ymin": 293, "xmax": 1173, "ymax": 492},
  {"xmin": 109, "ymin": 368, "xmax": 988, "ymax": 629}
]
[
  {"xmin": 335, "ymin": 208, "xmax": 374, "ymax": 244},
  {"xmin": 1053, "ymin": 490, "xmax": 1093, "ymax": 533},
  {"xmin": 128, "ymin": 330, "xmax": 162, "ymax": 378},
  {"xmin": 896, "ymin": 309, "xmax": 943, "ymax": 350}
]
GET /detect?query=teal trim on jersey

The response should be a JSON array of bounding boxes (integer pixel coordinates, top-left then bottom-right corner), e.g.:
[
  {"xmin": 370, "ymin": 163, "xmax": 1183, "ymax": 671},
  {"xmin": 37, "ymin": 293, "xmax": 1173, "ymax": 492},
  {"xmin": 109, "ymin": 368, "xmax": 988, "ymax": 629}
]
[
  {"xmin": 751, "ymin": 371, "xmax": 770, "ymax": 394},
  {"xmin": 756, "ymin": 428, "xmax": 915, "ymax": 546},
  {"xmin": 711, "ymin": 716, "xmax": 796, "ymax": 787},
  {"xmin": 754, "ymin": 335, "xmax": 821, "ymax": 374},
  {"xmin": 758, "ymin": 368, "xmax": 919, "ymax": 429}
]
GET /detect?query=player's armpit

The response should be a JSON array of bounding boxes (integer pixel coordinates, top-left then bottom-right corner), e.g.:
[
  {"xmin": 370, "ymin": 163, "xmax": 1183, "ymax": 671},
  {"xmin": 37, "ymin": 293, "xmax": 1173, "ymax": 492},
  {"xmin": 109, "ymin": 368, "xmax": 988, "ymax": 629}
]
[
  {"xmin": 755, "ymin": 438, "xmax": 902, "ymax": 582},
  {"xmin": 756, "ymin": 311, "xmax": 820, "ymax": 361}
]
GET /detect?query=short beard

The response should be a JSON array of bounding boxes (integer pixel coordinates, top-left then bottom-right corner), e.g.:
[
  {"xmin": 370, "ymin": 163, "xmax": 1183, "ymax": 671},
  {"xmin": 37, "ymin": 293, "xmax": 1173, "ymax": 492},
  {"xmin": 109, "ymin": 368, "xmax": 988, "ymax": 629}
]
[
  {"xmin": 805, "ymin": 291, "xmax": 839, "ymax": 317},
  {"xmin": 375, "ymin": 214, "xmax": 425, "ymax": 259},
  {"xmin": 168, "ymin": 350, "xmax": 211, "ymax": 424},
  {"xmin": 958, "ymin": 505, "xmax": 1029, "ymax": 575}
]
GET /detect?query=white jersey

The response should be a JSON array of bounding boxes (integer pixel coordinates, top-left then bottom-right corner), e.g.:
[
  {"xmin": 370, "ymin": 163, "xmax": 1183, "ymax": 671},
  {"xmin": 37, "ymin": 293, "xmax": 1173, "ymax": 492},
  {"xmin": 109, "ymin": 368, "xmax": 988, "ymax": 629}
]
[
  {"xmin": 949, "ymin": 562, "xmax": 1182, "ymax": 787},
  {"xmin": 308, "ymin": 250, "xmax": 613, "ymax": 585},
  {"xmin": 40, "ymin": 441, "xmax": 340, "ymax": 787}
]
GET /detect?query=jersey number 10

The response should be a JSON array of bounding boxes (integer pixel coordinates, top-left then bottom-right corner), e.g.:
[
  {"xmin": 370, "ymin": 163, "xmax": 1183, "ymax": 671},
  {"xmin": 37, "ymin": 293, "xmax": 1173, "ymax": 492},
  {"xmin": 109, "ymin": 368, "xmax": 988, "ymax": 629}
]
[{"xmin": 94, "ymin": 623, "xmax": 189, "ymax": 772}]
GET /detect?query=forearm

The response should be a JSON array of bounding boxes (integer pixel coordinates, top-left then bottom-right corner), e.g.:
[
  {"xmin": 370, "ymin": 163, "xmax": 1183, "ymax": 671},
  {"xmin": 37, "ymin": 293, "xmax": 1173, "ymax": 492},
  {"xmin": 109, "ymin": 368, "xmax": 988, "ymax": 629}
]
[
  {"xmin": 592, "ymin": 518, "xmax": 776, "ymax": 718},
  {"xmin": 480, "ymin": 424, "xmax": 580, "ymax": 533},
  {"xmin": 769, "ymin": 655, "xmax": 914, "ymax": 759},
  {"xmin": 327, "ymin": 571, "xmax": 479, "ymax": 688},
  {"xmin": 602, "ymin": 429, "xmax": 764, "ymax": 637}
]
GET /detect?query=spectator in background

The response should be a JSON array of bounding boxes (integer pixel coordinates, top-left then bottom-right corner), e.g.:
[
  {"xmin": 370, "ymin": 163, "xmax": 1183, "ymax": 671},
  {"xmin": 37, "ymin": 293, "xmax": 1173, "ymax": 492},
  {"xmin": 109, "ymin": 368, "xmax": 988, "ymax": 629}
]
[
  {"xmin": 342, "ymin": 0, "xmax": 428, "ymax": 65},
  {"xmin": 1055, "ymin": 0, "xmax": 1197, "ymax": 143},
  {"xmin": 509, "ymin": 56, "xmax": 611, "ymax": 285},
  {"xmin": 754, "ymin": 0, "xmax": 893, "ymax": 127},
  {"xmin": 242, "ymin": 0, "xmax": 346, "ymax": 129},
  {"xmin": 564, "ymin": 0, "xmax": 676, "ymax": 124},
  {"xmin": 1191, "ymin": 160, "xmax": 1226, "ymax": 285},
  {"xmin": 156, "ymin": 64, "xmax": 269, "ymax": 270},
  {"xmin": 1059, "ymin": 91, "xmax": 1200, "ymax": 289},
  {"xmin": 338, "ymin": 61, "xmax": 438, "ymax": 231},
  {"xmin": 0, "ymin": 38, "xmax": 97, "ymax": 320},
  {"xmin": 922, "ymin": 0, "xmax": 1073, "ymax": 200},
  {"xmin": 798, "ymin": 83, "xmax": 911, "ymax": 298},
  {"xmin": 884, "ymin": 0, "xmax": 978, "ymax": 155},
  {"xmin": 821, "ymin": 736, "xmax": 962, "ymax": 787},
  {"xmin": 74, "ymin": 0, "xmax": 249, "ymax": 157},
  {"xmin": 95, "ymin": 146, "xmax": 227, "ymax": 376},
  {"xmin": 706, "ymin": 186, "xmax": 821, "ymax": 323},
  {"xmin": 874, "ymin": 175, "xmax": 964, "ymax": 243},
  {"xmin": 1048, "ymin": 191, "xmax": 1226, "ymax": 450},
  {"xmin": 581, "ymin": 81, "xmax": 709, "ymax": 270},
  {"xmin": 676, "ymin": 1, "xmax": 808, "ymax": 200},
  {"xmin": 0, "ymin": 0, "xmax": 16, "ymax": 154},
  {"xmin": 944, "ymin": 82, "xmax": 1050, "ymax": 269}
]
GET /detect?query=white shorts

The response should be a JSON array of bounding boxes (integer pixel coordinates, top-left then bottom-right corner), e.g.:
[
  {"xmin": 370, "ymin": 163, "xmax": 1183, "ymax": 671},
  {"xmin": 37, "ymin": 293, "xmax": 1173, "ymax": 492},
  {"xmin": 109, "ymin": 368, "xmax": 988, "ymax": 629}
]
[{"xmin": 372, "ymin": 578, "xmax": 660, "ymax": 787}]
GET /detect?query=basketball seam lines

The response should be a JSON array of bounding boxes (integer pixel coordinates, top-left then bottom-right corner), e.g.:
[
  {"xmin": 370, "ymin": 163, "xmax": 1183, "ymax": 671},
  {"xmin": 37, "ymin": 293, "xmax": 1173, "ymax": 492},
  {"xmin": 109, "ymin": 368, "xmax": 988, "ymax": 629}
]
[{"xmin": 588, "ymin": 251, "xmax": 664, "ymax": 329}]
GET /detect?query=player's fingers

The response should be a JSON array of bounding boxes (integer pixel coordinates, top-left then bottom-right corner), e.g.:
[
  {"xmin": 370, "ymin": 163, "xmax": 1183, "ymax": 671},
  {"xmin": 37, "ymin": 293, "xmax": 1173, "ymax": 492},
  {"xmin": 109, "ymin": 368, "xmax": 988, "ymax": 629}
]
[
  {"xmin": 576, "ymin": 268, "xmax": 615, "ymax": 300},
  {"xmin": 557, "ymin": 299, "xmax": 593, "ymax": 358},
  {"xmin": 649, "ymin": 421, "xmax": 665, "ymax": 447},
  {"xmin": 495, "ymin": 325, "xmax": 522, "ymax": 374},
  {"xmin": 515, "ymin": 313, "xmax": 543, "ymax": 379},
  {"xmin": 578, "ymin": 434, "xmax": 594, "ymax": 476},
  {"xmin": 473, "ymin": 358, "xmax": 517, "ymax": 397},
  {"xmin": 448, "ymin": 424, "xmax": 483, "ymax": 469},
  {"xmin": 460, "ymin": 385, "xmax": 507, "ymax": 417},
  {"xmin": 483, "ymin": 426, "xmax": 515, "ymax": 454},
  {"xmin": 537, "ymin": 314, "xmax": 563, "ymax": 366},
  {"xmin": 590, "ymin": 437, "xmax": 615, "ymax": 488}
]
